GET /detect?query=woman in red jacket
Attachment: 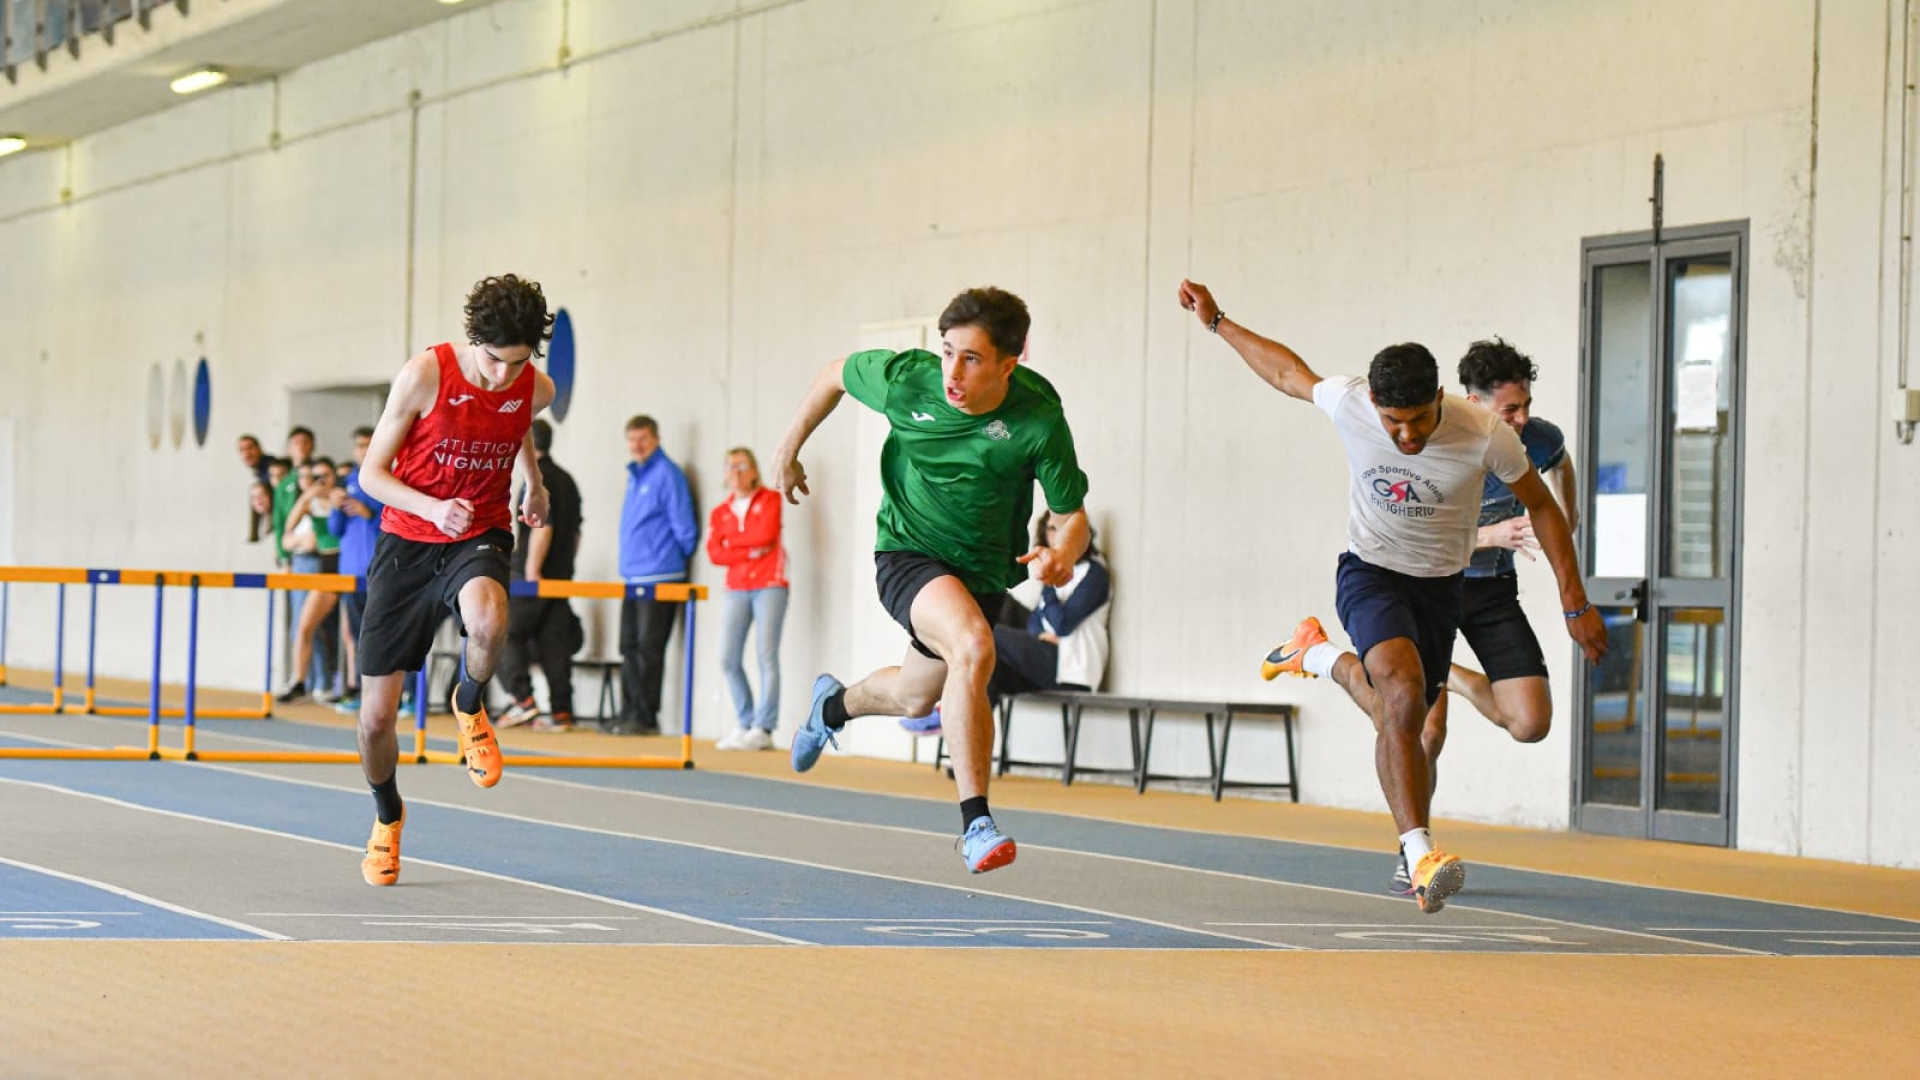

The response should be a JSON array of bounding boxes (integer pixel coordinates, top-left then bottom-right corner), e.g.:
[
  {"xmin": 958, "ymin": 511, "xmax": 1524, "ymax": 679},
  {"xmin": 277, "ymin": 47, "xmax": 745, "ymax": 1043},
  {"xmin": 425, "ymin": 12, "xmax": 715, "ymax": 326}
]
[{"xmin": 707, "ymin": 447, "xmax": 790, "ymax": 751}]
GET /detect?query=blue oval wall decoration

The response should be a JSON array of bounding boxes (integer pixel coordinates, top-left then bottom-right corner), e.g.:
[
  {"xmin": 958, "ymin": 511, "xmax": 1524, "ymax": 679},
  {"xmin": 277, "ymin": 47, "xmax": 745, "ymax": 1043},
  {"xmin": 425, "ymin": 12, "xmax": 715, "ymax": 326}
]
[
  {"xmin": 549, "ymin": 307, "xmax": 575, "ymax": 423},
  {"xmin": 192, "ymin": 357, "xmax": 211, "ymax": 447}
]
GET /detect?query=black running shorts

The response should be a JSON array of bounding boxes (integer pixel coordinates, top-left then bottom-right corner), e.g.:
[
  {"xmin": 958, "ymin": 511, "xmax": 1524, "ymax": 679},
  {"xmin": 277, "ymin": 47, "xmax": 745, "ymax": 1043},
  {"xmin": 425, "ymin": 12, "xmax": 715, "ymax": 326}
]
[
  {"xmin": 355, "ymin": 528, "xmax": 513, "ymax": 678},
  {"xmin": 1458, "ymin": 573, "xmax": 1549, "ymax": 683},
  {"xmin": 874, "ymin": 550, "xmax": 1007, "ymax": 661}
]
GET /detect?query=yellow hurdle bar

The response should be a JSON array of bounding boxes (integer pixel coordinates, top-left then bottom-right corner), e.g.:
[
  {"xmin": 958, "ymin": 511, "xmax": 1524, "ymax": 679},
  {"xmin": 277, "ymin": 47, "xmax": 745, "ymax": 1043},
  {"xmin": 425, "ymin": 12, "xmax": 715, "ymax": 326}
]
[
  {"xmin": 498, "ymin": 754, "xmax": 692, "ymax": 769},
  {"xmin": 0, "ymin": 747, "xmax": 155, "ymax": 761},
  {"xmin": 0, "ymin": 567, "xmax": 89, "ymax": 585}
]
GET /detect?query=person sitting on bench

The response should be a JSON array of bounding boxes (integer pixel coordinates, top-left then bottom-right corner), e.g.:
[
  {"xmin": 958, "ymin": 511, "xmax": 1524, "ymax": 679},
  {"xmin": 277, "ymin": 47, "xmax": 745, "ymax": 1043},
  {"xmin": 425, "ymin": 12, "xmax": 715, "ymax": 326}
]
[{"xmin": 903, "ymin": 512, "xmax": 1111, "ymax": 733}]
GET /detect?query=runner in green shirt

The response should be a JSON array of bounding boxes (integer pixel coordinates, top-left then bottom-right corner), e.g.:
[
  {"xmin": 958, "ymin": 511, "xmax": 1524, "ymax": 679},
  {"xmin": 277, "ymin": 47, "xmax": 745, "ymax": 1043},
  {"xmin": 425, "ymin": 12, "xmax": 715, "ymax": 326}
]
[{"xmin": 770, "ymin": 286, "xmax": 1091, "ymax": 873}]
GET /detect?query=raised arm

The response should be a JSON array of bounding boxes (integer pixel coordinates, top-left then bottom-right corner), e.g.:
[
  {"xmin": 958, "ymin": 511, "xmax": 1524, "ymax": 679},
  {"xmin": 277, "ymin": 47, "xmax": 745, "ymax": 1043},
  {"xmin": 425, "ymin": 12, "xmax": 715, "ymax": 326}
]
[
  {"xmin": 768, "ymin": 357, "xmax": 848, "ymax": 505},
  {"xmin": 1510, "ymin": 468, "xmax": 1607, "ymax": 664},
  {"xmin": 1177, "ymin": 279, "xmax": 1324, "ymax": 402}
]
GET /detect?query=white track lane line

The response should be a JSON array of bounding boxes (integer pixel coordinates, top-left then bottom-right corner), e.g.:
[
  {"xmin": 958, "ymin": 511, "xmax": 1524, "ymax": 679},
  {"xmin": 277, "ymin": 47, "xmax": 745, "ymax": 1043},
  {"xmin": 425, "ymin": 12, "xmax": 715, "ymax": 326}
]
[
  {"xmin": 0, "ymin": 722, "xmax": 1785, "ymax": 953},
  {"xmin": 0, "ymin": 777, "xmax": 806, "ymax": 945},
  {"xmin": 0, "ymin": 852, "xmax": 287, "ymax": 940},
  {"xmin": 171, "ymin": 760, "xmax": 1293, "ymax": 950}
]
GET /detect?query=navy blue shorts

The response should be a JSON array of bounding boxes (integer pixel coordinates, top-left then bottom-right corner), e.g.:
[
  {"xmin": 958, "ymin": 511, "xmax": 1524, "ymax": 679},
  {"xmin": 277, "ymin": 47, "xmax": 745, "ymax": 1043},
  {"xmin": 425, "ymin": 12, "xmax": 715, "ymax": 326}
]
[{"xmin": 1334, "ymin": 552, "xmax": 1464, "ymax": 708}]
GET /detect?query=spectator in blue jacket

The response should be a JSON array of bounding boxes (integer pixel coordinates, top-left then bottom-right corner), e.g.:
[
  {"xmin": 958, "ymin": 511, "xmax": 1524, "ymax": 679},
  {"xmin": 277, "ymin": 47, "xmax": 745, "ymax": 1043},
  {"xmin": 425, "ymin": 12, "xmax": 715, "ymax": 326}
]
[
  {"xmin": 615, "ymin": 414, "xmax": 698, "ymax": 735},
  {"xmin": 327, "ymin": 426, "xmax": 385, "ymax": 714}
]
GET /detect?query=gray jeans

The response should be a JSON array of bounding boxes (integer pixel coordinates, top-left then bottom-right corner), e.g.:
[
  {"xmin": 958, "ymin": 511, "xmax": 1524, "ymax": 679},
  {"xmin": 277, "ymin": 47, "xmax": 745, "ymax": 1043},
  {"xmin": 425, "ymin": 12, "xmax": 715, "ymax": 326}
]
[{"xmin": 716, "ymin": 586, "xmax": 788, "ymax": 731}]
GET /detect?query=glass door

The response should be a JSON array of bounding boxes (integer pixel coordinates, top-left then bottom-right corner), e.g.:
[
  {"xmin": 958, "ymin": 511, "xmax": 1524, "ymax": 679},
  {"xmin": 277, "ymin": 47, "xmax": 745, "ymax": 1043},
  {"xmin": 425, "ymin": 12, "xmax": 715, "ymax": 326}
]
[{"xmin": 1576, "ymin": 226, "xmax": 1745, "ymax": 845}]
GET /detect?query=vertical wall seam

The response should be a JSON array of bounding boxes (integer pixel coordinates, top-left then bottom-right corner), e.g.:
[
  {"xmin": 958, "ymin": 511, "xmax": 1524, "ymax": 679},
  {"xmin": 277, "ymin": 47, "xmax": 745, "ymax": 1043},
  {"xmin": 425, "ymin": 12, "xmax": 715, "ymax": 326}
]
[
  {"xmin": 1794, "ymin": 0, "xmax": 1823, "ymax": 858},
  {"xmin": 1135, "ymin": 0, "xmax": 1158, "ymax": 686}
]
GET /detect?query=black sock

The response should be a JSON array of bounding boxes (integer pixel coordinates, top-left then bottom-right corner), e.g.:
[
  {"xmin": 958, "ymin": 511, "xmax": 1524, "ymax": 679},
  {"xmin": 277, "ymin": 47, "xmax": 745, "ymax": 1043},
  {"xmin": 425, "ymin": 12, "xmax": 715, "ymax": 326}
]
[
  {"xmin": 822, "ymin": 689, "xmax": 851, "ymax": 730},
  {"xmin": 960, "ymin": 796, "xmax": 991, "ymax": 831},
  {"xmin": 371, "ymin": 776, "xmax": 403, "ymax": 825},
  {"xmin": 454, "ymin": 677, "xmax": 485, "ymax": 714}
]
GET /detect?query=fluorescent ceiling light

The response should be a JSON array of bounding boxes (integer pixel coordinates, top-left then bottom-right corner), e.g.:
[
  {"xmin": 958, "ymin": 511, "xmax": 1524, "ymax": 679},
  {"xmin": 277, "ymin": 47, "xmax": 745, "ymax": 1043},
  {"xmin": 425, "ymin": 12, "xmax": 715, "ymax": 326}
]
[
  {"xmin": 439, "ymin": 0, "xmax": 469, "ymax": 5},
  {"xmin": 0, "ymin": 136, "xmax": 26, "ymax": 158},
  {"xmin": 170, "ymin": 68, "xmax": 229, "ymax": 95}
]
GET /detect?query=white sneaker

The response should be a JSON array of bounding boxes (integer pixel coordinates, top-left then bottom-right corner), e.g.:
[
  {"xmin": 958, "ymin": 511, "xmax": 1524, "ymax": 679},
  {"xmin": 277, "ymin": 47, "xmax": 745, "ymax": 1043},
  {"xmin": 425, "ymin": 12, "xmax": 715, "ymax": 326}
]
[
  {"xmin": 737, "ymin": 727, "xmax": 774, "ymax": 751},
  {"xmin": 714, "ymin": 727, "xmax": 747, "ymax": 751}
]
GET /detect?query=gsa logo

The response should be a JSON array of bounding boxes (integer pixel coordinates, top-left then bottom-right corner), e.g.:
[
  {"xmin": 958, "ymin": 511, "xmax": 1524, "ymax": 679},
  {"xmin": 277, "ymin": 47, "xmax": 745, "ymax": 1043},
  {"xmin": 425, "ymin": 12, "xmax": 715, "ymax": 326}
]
[{"xmin": 1372, "ymin": 478, "xmax": 1421, "ymax": 503}]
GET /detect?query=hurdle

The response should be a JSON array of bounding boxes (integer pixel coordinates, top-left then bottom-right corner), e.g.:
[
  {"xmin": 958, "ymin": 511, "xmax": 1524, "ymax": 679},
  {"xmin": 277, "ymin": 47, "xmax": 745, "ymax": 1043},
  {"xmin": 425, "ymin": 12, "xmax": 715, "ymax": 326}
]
[{"xmin": 0, "ymin": 565, "xmax": 705, "ymax": 771}]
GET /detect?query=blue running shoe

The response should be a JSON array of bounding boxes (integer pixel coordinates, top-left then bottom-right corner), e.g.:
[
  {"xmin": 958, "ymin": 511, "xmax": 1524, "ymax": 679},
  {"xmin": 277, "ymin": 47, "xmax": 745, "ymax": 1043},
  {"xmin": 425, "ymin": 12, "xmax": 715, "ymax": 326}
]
[
  {"xmin": 790, "ymin": 674, "xmax": 845, "ymax": 773},
  {"xmin": 958, "ymin": 815, "xmax": 1017, "ymax": 874}
]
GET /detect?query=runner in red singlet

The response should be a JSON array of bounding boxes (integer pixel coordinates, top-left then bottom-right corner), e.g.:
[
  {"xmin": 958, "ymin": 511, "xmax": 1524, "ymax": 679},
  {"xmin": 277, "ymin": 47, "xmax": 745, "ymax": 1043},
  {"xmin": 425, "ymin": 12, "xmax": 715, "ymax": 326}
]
[{"xmin": 351, "ymin": 275, "xmax": 557, "ymax": 886}]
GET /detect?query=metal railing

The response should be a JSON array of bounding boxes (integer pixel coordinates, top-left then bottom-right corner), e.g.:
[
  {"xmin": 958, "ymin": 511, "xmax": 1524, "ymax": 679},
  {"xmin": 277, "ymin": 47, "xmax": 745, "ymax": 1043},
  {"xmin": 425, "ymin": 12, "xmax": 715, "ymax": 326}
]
[{"xmin": 4, "ymin": 1, "xmax": 179, "ymax": 80}]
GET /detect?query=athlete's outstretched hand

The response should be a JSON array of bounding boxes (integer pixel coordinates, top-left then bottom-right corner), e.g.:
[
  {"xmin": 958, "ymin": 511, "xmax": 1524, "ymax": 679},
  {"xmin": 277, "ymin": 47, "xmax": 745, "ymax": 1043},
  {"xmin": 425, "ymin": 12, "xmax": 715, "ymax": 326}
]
[
  {"xmin": 520, "ymin": 487, "xmax": 549, "ymax": 529},
  {"xmin": 1178, "ymin": 279, "xmax": 1221, "ymax": 329},
  {"xmin": 772, "ymin": 455, "xmax": 810, "ymax": 505},
  {"xmin": 1567, "ymin": 606, "xmax": 1609, "ymax": 665},
  {"xmin": 433, "ymin": 497, "xmax": 474, "ymax": 539},
  {"xmin": 1482, "ymin": 516, "xmax": 1539, "ymax": 560},
  {"xmin": 1017, "ymin": 545, "xmax": 1073, "ymax": 588}
]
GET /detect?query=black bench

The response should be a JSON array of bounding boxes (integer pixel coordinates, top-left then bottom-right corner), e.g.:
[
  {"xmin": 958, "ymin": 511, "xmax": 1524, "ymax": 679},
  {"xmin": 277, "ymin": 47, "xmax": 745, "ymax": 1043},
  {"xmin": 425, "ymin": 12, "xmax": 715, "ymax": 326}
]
[{"xmin": 935, "ymin": 690, "xmax": 1297, "ymax": 802}]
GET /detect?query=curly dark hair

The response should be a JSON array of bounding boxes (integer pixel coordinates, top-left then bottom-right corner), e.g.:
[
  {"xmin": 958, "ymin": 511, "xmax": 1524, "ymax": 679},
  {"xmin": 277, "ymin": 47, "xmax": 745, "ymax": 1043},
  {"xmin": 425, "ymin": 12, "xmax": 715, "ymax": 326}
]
[
  {"xmin": 938, "ymin": 286, "xmax": 1030, "ymax": 358},
  {"xmin": 1457, "ymin": 337, "xmax": 1539, "ymax": 394},
  {"xmin": 464, "ymin": 275, "xmax": 555, "ymax": 356},
  {"xmin": 1367, "ymin": 343, "xmax": 1440, "ymax": 408}
]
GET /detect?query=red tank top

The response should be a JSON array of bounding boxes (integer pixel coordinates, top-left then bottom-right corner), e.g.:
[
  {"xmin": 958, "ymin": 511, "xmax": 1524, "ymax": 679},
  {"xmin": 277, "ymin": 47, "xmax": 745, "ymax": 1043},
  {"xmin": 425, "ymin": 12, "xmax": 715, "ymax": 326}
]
[{"xmin": 382, "ymin": 343, "xmax": 536, "ymax": 543}]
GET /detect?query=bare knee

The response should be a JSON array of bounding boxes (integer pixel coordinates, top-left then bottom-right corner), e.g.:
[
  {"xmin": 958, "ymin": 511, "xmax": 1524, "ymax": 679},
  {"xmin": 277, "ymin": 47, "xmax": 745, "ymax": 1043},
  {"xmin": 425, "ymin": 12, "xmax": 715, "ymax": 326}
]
[
  {"xmin": 944, "ymin": 625, "xmax": 996, "ymax": 680},
  {"xmin": 1509, "ymin": 711, "xmax": 1551, "ymax": 744},
  {"xmin": 463, "ymin": 608, "xmax": 507, "ymax": 650},
  {"xmin": 898, "ymin": 686, "xmax": 942, "ymax": 717},
  {"xmin": 1375, "ymin": 681, "xmax": 1427, "ymax": 735},
  {"xmin": 358, "ymin": 709, "xmax": 398, "ymax": 740}
]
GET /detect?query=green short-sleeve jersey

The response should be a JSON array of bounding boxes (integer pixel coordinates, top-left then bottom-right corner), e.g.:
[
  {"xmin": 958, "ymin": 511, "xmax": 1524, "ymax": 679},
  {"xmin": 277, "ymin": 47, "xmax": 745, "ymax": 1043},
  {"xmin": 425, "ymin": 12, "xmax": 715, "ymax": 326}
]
[{"xmin": 843, "ymin": 348, "xmax": 1089, "ymax": 593}]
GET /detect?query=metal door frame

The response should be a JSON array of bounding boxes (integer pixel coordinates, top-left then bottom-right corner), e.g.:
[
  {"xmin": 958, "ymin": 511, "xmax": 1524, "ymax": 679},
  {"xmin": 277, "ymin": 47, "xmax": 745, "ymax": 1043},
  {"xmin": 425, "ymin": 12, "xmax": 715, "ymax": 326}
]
[{"xmin": 1574, "ymin": 221, "xmax": 1747, "ymax": 846}]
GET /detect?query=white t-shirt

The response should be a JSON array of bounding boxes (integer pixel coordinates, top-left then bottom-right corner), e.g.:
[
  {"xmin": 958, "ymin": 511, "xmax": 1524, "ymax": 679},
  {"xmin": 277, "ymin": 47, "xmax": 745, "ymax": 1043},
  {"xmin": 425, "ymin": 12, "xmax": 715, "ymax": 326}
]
[
  {"xmin": 1313, "ymin": 375, "xmax": 1530, "ymax": 578},
  {"xmin": 729, "ymin": 493, "xmax": 752, "ymax": 528}
]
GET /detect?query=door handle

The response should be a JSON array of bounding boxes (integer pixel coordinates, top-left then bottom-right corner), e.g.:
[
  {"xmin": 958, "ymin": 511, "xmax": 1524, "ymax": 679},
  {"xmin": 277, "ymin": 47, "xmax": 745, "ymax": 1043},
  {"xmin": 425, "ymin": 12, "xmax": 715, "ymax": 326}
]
[{"xmin": 1612, "ymin": 581, "xmax": 1648, "ymax": 622}]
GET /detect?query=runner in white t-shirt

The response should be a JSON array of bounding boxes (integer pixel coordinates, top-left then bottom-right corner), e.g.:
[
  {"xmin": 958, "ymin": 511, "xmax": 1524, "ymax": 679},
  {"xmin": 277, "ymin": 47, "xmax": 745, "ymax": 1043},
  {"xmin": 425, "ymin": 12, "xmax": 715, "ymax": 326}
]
[{"xmin": 1177, "ymin": 278, "xmax": 1608, "ymax": 914}]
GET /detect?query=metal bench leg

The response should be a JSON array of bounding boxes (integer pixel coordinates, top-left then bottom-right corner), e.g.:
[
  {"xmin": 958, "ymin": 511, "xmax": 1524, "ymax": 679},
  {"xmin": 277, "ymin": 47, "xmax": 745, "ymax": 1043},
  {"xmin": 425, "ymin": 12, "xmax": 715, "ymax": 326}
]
[
  {"xmin": 1213, "ymin": 710, "xmax": 1234, "ymax": 801},
  {"xmin": 1062, "ymin": 702, "xmax": 1080, "ymax": 786},
  {"xmin": 1136, "ymin": 708, "xmax": 1157, "ymax": 793},
  {"xmin": 596, "ymin": 666, "xmax": 617, "ymax": 723},
  {"xmin": 1284, "ymin": 710, "xmax": 1299, "ymax": 803},
  {"xmin": 1127, "ymin": 707, "xmax": 1142, "ymax": 782},
  {"xmin": 995, "ymin": 695, "xmax": 1013, "ymax": 777}
]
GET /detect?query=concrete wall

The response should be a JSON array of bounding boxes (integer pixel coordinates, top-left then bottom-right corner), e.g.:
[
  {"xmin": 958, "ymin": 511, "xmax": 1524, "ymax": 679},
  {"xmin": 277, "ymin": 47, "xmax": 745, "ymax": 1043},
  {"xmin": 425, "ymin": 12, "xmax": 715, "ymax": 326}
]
[{"xmin": 1, "ymin": 0, "xmax": 1914, "ymax": 866}]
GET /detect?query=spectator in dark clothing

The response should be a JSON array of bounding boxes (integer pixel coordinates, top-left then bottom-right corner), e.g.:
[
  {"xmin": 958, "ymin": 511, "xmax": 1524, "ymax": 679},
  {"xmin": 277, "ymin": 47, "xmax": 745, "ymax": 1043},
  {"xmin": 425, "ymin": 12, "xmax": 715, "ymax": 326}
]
[
  {"xmin": 614, "ymin": 414, "xmax": 698, "ymax": 735},
  {"xmin": 498, "ymin": 419, "xmax": 586, "ymax": 732}
]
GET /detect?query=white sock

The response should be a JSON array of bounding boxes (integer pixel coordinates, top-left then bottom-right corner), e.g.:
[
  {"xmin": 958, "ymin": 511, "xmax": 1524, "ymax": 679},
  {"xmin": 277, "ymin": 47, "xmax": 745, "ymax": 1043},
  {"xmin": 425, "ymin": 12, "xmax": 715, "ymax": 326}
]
[
  {"xmin": 1400, "ymin": 827, "xmax": 1434, "ymax": 867},
  {"xmin": 1303, "ymin": 643, "xmax": 1343, "ymax": 679}
]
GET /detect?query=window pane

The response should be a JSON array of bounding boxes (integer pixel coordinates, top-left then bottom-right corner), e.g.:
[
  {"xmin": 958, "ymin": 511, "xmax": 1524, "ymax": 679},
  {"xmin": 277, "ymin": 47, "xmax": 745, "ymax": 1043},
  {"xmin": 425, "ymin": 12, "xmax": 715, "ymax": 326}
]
[
  {"xmin": 1657, "ymin": 607, "xmax": 1726, "ymax": 813},
  {"xmin": 1590, "ymin": 262, "xmax": 1653, "ymax": 578},
  {"xmin": 1586, "ymin": 605, "xmax": 1645, "ymax": 807},
  {"xmin": 1665, "ymin": 258, "xmax": 1734, "ymax": 579}
]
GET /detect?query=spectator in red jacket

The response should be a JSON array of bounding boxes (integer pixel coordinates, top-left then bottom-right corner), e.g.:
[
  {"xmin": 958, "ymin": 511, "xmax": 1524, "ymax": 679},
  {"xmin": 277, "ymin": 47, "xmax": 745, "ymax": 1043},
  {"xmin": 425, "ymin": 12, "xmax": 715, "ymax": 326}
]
[{"xmin": 706, "ymin": 447, "xmax": 789, "ymax": 751}]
